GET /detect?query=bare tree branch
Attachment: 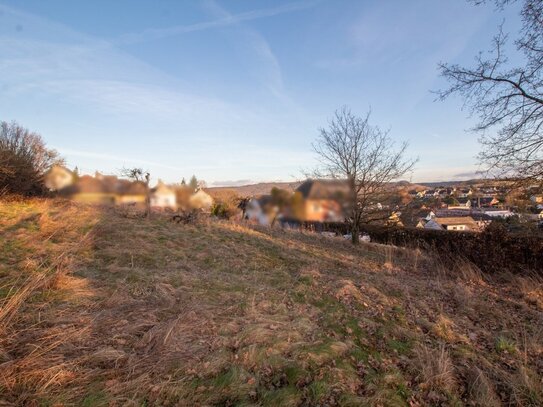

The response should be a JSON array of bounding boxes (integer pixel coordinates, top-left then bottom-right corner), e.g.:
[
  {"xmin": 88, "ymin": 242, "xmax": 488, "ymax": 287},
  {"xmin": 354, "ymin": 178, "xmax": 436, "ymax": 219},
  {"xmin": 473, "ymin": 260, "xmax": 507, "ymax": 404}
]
[{"xmin": 438, "ymin": 0, "xmax": 543, "ymax": 185}]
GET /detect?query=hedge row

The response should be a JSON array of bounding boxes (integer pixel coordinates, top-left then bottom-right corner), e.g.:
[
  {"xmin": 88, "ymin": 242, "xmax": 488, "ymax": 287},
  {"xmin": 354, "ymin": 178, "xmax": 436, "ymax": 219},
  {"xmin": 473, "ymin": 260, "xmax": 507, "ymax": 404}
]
[{"xmin": 291, "ymin": 221, "xmax": 542, "ymax": 274}]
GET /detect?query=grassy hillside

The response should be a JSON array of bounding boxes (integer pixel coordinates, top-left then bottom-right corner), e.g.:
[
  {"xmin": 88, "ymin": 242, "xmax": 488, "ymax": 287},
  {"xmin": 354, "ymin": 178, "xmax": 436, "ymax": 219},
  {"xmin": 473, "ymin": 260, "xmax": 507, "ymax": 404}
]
[{"xmin": 1, "ymin": 199, "xmax": 542, "ymax": 406}]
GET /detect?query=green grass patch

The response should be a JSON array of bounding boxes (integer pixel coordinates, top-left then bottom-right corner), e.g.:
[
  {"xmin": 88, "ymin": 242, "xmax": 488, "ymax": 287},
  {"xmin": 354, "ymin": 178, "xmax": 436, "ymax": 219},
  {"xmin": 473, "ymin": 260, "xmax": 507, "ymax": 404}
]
[
  {"xmin": 261, "ymin": 386, "xmax": 302, "ymax": 407},
  {"xmin": 81, "ymin": 390, "xmax": 109, "ymax": 407},
  {"xmin": 495, "ymin": 335, "xmax": 516, "ymax": 354},
  {"xmin": 387, "ymin": 338, "xmax": 412, "ymax": 355}
]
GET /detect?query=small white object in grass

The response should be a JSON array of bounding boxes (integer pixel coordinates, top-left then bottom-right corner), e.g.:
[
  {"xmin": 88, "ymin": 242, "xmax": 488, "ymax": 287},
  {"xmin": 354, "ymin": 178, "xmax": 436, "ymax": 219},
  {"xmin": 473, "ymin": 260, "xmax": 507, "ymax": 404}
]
[{"xmin": 342, "ymin": 233, "xmax": 371, "ymax": 242}]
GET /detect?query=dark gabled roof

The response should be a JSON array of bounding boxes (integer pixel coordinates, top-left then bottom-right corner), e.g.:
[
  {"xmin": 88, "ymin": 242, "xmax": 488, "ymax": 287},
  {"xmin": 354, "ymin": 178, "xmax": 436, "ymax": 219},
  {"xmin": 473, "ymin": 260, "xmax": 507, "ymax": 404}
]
[
  {"xmin": 469, "ymin": 213, "xmax": 493, "ymax": 221},
  {"xmin": 473, "ymin": 197, "xmax": 497, "ymax": 205},
  {"xmin": 296, "ymin": 179, "xmax": 349, "ymax": 199},
  {"xmin": 117, "ymin": 180, "xmax": 147, "ymax": 195},
  {"xmin": 95, "ymin": 174, "xmax": 118, "ymax": 193},
  {"xmin": 60, "ymin": 175, "xmax": 109, "ymax": 194}
]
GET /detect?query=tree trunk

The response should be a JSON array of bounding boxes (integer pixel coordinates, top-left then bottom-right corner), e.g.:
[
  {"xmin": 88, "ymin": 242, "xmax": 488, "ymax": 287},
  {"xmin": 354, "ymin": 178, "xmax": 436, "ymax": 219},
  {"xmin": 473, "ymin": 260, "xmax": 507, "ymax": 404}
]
[
  {"xmin": 144, "ymin": 173, "xmax": 151, "ymax": 218},
  {"xmin": 351, "ymin": 221, "xmax": 359, "ymax": 245},
  {"xmin": 145, "ymin": 194, "xmax": 151, "ymax": 218},
  {"xmin": 349, "ymin": 176, "xmax": 359, "ymax": 245}
]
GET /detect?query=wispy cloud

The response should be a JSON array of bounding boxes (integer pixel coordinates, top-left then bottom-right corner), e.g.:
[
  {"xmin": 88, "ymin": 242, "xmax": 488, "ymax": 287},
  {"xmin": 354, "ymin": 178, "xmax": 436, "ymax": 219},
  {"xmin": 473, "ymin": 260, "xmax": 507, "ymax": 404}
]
[
  {"xmin": 57, "ymin": 148, "xmax": 184, "ymax": 171},
  {"xmin": 199, "ymin": 0, "xmax": 304, "ymax": 110},
  {"xmin": 21, "ymin": 78, "xmax": 240, "ymax": 118},
  {"xmin": 56, "ymin": 147, "xmax": 224, "ymax": 173},
  {"xmin": 113, "ymin": 0, "xmax": 317, "ymax": 46}
]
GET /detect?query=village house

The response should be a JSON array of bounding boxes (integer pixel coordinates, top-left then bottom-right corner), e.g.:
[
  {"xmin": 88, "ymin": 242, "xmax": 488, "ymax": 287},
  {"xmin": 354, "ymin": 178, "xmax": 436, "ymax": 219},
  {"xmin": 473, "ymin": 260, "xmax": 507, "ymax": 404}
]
[
  {"xmin": 454, "ymin": 188, "xmax": 472, "ymax": 198},
  {"xmin": 115, "ymin": 180, "xmax": 147, "ymax": 205},
  {"xmin": 295, "ymin": 179, "xmax": 347, "ymax": 222},
  {"xmin": 387, "ymin": 211, "xmax": 403, "ymax": 227},
  {"xmin": 44, "ymin": 165, "xmax": 74, "ymax": 191},
  {"xmin": 419, "ymin": 216, "xmax": 479, "ymax": 231},
  {"xmin": 423, "ymin": 189, "xmax": 437, "ymax": 199},
  {"xmin": 245, "ymin": 195, "xmax": 277, "ymax": 225},
  {"xmin": 471, "ymin": 196, "xmax": 500, "ymax": 208},
  {"xmin": 150, "ymin": 181, "xmax": 176, "ymax": 210},
  {"xmin": 449, "ymin": 196, "xmax": 471, "ymax": 209},
  {"xmin": 424, "ymin": 210, "xmax": 436, "ymax": 220},
  {"xmin": 412, "ymin": 210, "xmax": 436, "ymax": 228},
  {"xmin": 58, "ymin": 173, "xmax": 148, "ymax": 205},
  {"xmin": 416, "ymin": 190, "xmax": 426, "ymax": 199},
  {"xmin": 53, "ymin": 172, "xmax": 218, "ymax": 212},
  {"xmin": 59, "ymin": 175, "xmax": 117, "ymax": 204}
]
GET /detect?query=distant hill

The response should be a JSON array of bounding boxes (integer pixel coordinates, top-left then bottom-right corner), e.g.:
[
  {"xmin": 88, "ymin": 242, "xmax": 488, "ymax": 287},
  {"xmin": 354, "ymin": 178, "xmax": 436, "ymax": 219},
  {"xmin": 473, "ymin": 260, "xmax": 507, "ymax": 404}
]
[
  {"xmin": 208, "ymin": 180, "xmax": 435, "ymax": 197},
  {"xmin": 207, "ymin": 181, "xmax": 303, "ymax": 197},
  {"xmin": 207, "ymin": 179, "xmax": 516, "ymax": 197},
  {"xmin": 417, "ymin": 179, "xmax": 513, "ymax": 188}
]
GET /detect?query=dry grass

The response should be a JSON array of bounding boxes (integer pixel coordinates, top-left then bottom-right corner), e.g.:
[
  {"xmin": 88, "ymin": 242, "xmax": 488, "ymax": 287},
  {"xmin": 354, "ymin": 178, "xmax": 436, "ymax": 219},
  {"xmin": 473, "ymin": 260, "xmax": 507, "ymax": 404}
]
[
  {"xmin": 1, "ymin": 198, "xmax": 542, "ymax": 406},
  {"xmin": 414, "ymin": 344, "xmax": 456, "ymax": 396}
]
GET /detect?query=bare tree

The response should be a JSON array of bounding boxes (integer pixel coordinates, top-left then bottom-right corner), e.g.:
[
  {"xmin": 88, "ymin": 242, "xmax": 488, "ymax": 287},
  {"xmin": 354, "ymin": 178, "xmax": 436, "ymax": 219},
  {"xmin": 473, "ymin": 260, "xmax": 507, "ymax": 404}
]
[
  {"xmin": 189, "ymin": 175, "xmax": 198, "ymax": 191},
  {"xmin": 438, "ymin": 0, "xmax": 543, "ymax": 185},
  {"xmin": 120, "ymin": 166, "xmax": 147, "ymax": 182},
  {"xmin": 119, "ymin": 166, "xmax": 151, "ymax": 217},
  {"xmin": 144, "ymin": 172, "xmax": 151, "ymax": 218},
  {"xmin": 313, "ymin": 107, "xmax": 416, "ymax": 244},
  {"xmin": 237, "ymin": 197, "xmax": 250, "ymax": 219},
  {"xmin": 0, "ymin": 121, "xmax": 62, "ymax": 196}
]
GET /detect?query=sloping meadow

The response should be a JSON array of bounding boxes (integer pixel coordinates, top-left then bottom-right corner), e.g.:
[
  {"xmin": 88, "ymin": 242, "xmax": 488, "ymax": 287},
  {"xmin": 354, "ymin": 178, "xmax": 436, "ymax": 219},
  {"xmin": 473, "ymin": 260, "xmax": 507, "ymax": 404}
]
[{"xmin": 0, "ymin": 199, "xmax": 542, "ymax": 406}]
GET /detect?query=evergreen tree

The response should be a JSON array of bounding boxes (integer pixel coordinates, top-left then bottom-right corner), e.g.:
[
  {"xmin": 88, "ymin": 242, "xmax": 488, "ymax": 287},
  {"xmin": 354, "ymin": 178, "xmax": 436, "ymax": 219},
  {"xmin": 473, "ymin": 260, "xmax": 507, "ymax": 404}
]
[
  {"xmin": 189, "ymin": 175, "xmax": 198, "ymax": 191},
  {"xmin": 72, "ymin": 166, "xmax": 80, "ymax": 182}
]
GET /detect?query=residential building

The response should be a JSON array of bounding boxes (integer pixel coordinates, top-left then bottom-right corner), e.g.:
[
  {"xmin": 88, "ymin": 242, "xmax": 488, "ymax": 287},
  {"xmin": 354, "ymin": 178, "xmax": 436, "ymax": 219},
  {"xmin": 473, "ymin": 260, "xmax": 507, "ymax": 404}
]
[
  {"xmin": 44, "ymin": 165, "xmax": 74, "ymax": 191},
  {"xmin": 150, "ymin": 181, "xmax": 176, "ymax": 209},
  {"xmin": 423, "ymin": 216, "xmax": 479, "ymax": 231},
  {"xmin": 295, "ymin": 179, "xmax": 347, "ymax": 222}
]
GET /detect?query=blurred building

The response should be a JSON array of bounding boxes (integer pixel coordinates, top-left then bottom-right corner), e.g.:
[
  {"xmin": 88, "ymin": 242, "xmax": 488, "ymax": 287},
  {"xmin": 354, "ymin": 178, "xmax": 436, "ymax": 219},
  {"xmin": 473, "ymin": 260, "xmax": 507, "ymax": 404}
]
[
  {"xmin": 295, "ymin": 179, "xmax": 347, "ymax": 222},
  {"xmin": 44, "ymin": 165, "xmax": 74, "ymax": 191},
  {"xmin": 150, "ymin": 181, "xmax": 176, "ymax": 209}
]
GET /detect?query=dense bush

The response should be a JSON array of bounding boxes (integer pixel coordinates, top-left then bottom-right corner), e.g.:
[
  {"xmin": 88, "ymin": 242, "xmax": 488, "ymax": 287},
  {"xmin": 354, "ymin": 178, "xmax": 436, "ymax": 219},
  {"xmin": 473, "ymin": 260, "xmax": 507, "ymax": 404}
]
[
  {"xmin": 211, "ymin": 202, "xmax": 232, "ymax": 219},
  {"xmin": 359, "ymin": 223, "xmax": 542, "ymax": 274},
  {"xmin": 0, "ymin": 121, "xmax": 61, "ymax": 196},
  {"xmin": 207, "ymin": 189, "xmax": 242, "ymax": 219},
  {"xmin": 293, "ymin": 220, "xmax": 542, "ymax": 274}
]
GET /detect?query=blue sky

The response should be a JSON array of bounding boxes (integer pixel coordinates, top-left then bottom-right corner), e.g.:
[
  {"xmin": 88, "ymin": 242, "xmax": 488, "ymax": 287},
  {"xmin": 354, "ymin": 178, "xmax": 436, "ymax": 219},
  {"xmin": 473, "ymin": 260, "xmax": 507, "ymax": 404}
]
[{"xmin": 0, "ymin": 0, "xmax": 522, "ymax": 185}]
